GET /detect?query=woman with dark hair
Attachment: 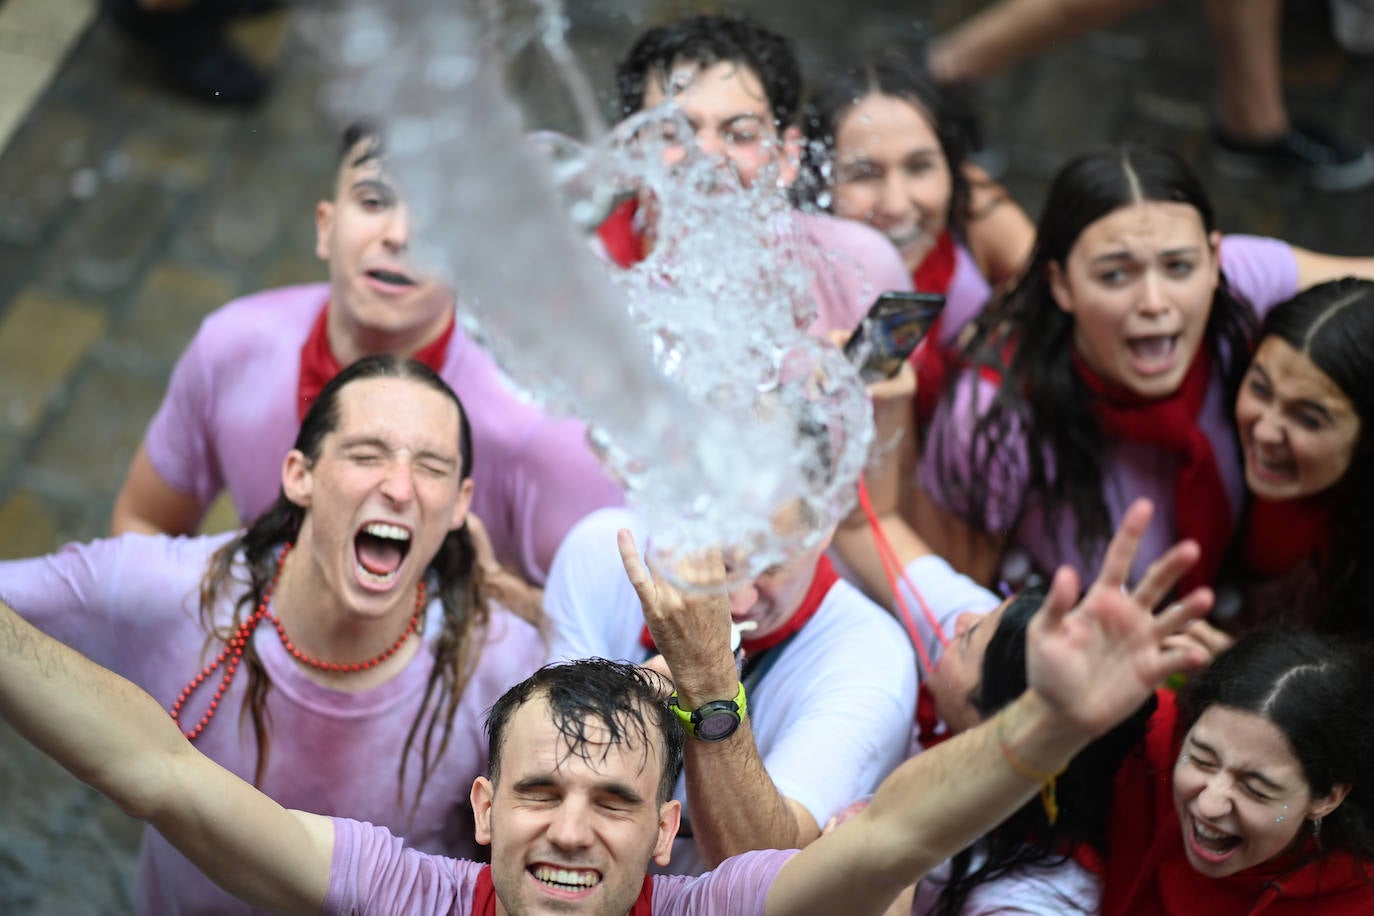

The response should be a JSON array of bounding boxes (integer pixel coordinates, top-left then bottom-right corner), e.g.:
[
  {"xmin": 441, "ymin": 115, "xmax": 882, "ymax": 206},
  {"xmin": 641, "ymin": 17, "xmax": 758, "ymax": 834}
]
[
  {"xmin": 801, "ymin": 56, "xmax": 1034, "ymax": 419},
  {"xmin": 1231, "ymin": 279, "xmax": 1374, "ymax": 639},
  {"xmin": 918, "ymin": 143, "xmax": 1374, "ymax": 591},
  {"xmin": 1103, "ymin": 629, "xmax": 1374, "ymax": 913},
  {"xmin": 0, "ymin": 355, "xmax": 544, "ymax": 913}
]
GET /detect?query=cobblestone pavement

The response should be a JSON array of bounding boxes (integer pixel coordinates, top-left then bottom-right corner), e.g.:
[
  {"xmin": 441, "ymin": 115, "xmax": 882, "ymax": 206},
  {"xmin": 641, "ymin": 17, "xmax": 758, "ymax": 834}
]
[{"xmin": 0, "ymin": 1, "xmax": 1371, "ymax": 911}]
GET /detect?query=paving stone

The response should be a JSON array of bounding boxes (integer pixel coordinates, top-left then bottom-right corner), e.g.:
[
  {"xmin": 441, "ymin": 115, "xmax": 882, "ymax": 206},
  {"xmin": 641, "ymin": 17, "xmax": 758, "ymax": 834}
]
[
  {"xmin": 0, "ymin": 289, "xmax": 105, "ymax": 434},
  {"xmin": 0, "ymin": 434, "xmax": 18, "ymax": 477},
  {"xmin": 117, "ymin": 105, "xmax": 234, "ymax": 191},
  {"xmin": 0, "ymin": 489, "xmax": 58, "ymax": 559},
  {"xmin": 29, "ymin": 361, "xmax": 166, "ymax": 497},
  {"xmin": 43, "ymin": 178, "xmax": 178, "ymax": 296},
  {"xmin": 109, "ymin": 260, "xmax": 240, "ymax": 367},
  {"xmin": 202, "ymin": 489, "xmax": 242, "ymax": 534},
  {"xmin": 0, "ymin": 105, "xmax": 105, "ymax": 245},
  {"xmin": 176, "ymin": 150, "xmax": 323, "ymax": 266}
]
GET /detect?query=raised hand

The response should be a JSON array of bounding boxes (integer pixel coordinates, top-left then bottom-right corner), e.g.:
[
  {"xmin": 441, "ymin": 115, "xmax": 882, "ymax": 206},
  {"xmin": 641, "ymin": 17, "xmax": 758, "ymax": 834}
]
[{"xmin": 1026, "ymin": 499, "xmax": 1215, "ymax": 738}]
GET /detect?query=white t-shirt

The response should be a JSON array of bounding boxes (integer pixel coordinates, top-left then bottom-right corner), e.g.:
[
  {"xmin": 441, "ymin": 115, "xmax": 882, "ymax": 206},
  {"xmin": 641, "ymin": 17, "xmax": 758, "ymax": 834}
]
[
  {"xmin": 913, "ymin": 851, "xmax": 1101, "ymax": 914},
  {"xmin": 545, "ymin": 508, "xmax": 919, "ymax": 875}
]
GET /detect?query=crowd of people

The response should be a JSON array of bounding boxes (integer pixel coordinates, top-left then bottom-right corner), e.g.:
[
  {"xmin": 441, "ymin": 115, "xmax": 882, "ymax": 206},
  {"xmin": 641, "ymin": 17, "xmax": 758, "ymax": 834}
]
[{"xmin": 3, "ymin": 10, "xmax": 1373, "ymax": 916}]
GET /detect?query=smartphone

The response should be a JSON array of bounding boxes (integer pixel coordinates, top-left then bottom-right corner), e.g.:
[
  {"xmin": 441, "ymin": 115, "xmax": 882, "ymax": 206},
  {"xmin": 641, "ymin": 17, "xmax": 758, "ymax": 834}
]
[{"xmin": 843, "ymin": 291, "xmax": 946, "ymax": 383}]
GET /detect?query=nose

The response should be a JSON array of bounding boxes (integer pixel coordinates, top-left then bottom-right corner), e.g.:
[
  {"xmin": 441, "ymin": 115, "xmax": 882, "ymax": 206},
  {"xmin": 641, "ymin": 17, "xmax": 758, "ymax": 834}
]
[
  {"xmin": 953, "ymin": 612, "xmax": 981, "ymax": 638},
  {"xmin": 545, "ymin": 797, "xmax": 595, "ymax": 852},
  {"xmin": 1195, "ymin": 774, "xmax": 1234, "ymax": 819},
  {"xmin": 378, "ymin": 457, "xmax": 417, "ymax": 506},
  {"xmin": 728, "ymin": 581, "xmax": 760, "ymax": 617},
  {"xmin": 876, "ymin": 172, "xmax": 909, "ymax": 221},
  {"xmin": 1251, "ymin": 405, "xmax": 1286, "ymax": 446},
  {"xmin": 381, "ymin": 204, "xmax": 411, "ymax": 254},
  {"xmin": 1137, "ymin": 269, "xmax": 1167, "ymax": 317}
]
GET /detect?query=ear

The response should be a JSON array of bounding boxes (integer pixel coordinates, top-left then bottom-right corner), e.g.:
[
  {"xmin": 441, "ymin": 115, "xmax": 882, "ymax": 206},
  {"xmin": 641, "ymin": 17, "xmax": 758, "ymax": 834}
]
[
  {"xmin": 777, "ymin": 124, "xmax": 804, "ymax": 189},
  {"xmin": 281, "ymin": 449, "xmax": 314, "ymax": 509},
  {"xmin": 315, "ymin": 200, "xmax": 335, "ymax": 262},
  {"xmin": 651, "ymin": 799, "xmax": 682, "ymax": 866},
  {"xmin": 471, "ymin": 776, "xmax": 495, "ymax": 846},
  {"xmin": 450, "ymin": 476, "xmax": 475, "ymax": 531},
  {"xmin": 1047, "ymin": 260, "xmax": 1074, "ymax": 315},
  {"xmin": 1310, "ymin": 783, "xmax": 1351, "ymax": 821}
]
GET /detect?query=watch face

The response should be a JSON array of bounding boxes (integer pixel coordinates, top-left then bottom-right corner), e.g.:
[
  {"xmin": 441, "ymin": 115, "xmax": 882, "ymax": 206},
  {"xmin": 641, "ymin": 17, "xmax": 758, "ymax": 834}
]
[{"xmin": 695, "ymin": 708, "xmax": 740, "ymax": 741}]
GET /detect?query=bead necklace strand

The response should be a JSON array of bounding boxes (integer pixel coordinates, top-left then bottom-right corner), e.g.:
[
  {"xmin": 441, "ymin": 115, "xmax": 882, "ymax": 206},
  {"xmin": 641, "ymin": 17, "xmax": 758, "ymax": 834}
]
[{"xmin": 170, "ymin": 542, "xmax": 425, "ymax": 741}]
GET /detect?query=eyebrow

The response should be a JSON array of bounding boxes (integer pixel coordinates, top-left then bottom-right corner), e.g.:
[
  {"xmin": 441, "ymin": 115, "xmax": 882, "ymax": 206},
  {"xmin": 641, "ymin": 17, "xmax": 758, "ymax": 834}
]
[
  {"xmin": 1189, "ymin": 737, "xmax": 1286, "ymax": 792},
  {"xmin": 1250, "ymin": 364, "xmax": 1337, "ymax": 421},
  {"xmin": 511, "ymin": 775, "xmax": 646, "ymax": 806},
  {"xmin": 339, "ymin": 435, "xmax": 457, "ymax": 462},
  {"xmin": 1089, "ymin": 245, "xmax": 1200, "ymax": 265}
]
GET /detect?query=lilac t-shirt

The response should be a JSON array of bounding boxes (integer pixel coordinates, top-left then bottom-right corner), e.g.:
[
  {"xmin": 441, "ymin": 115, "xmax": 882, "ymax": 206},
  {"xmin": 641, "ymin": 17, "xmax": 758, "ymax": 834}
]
[
  {"xmin": 0, "ymin": 533, "xmax": 545, "ymax": 915},
  {"xmin": 933, "ymin": 241, "xmax": 994, "ymax": 348},
  {"xmin": 919, "ymin": 234, "xmax": 1300, "ymax": 584},
  {"xmin": 324, "ymin": 818, "xmax": 796, "ymax": 914},
  {"xmin": 143, "ymin": 284, "xmax": 623, "ymax": 584}
]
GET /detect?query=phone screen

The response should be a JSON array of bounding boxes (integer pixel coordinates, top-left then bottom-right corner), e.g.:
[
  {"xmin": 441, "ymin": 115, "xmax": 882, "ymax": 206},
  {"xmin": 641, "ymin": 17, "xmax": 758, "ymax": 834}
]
[{"xmin": 843, "ymin": 291, "xmax": 946, "ymax": 383}]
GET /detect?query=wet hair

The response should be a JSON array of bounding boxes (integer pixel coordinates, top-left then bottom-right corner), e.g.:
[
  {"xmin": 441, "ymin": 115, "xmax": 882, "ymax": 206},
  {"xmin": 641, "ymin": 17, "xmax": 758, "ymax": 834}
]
[
  {"xmin": 941, "ymin": 144, "xmax": 1257, "ymax": 569},
  {"xmin": 1251, "ymin": 279, "xmax": 1374, "ymax": 636},
  {"xmin": 615, "ymin": 14, "xmax": 802, "ymax": 129},
  {"xmin": 338, "ymin": 119, "xmax": 385, "ymax": 172},
  {"xmin": 486, "ymin": 659, "xmax": 685, "ymax": 806},
  {"xmin": 198, "ymin": 355, "xmax": 489, "ymax": 805},
  {"xmin": 1179, "ymin": 629, "xmax": 1374, "ymax": 862},
  {"xmin": 797, "ymin": 53, "xmax": 975, "ymax": 230},
  {"xmin": 933, "ymin": 589, "xmax": 1156, "ymax": 916}
]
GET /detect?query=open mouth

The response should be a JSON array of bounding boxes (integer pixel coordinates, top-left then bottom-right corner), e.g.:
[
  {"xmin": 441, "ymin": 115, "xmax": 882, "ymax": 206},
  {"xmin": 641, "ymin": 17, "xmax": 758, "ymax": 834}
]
[
  {"xmin": 884, "ymin": 224, "xmax": 925, "ymax": 250},
  {"xmin": 530, "ymin": 864, "xmax": 602, "ymax": 896},
  {"xmin": 1187, "ymin": 816, "xmax": 1242, "ymax": 864},
  {"xmin": 365, "ymin": 267, "xmax": 416, "ymax": 288},
  {"xmin": 353, "ymin": 521, "xmax": 412, "ymax": 586},
  {"xmin": 1125, "ymin": 334, "xmax": 1179, "ymax": 374},
  {"xmin": 1248, "ymin": 447, "xmax": 1296, "ymax": 483}
]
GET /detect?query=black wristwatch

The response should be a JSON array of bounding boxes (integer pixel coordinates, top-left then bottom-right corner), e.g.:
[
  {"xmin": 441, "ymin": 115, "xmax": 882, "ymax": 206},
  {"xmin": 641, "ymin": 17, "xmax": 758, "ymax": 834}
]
[{"xmin": 670, "ymin": 682, "xmax": 747, "ymax": 742}]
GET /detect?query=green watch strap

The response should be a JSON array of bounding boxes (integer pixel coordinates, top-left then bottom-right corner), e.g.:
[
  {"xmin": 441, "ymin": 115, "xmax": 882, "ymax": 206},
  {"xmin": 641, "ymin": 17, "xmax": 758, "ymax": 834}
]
[{"xmin": 669, "ymin": 681, "xmax": 747, "ymax": 737}]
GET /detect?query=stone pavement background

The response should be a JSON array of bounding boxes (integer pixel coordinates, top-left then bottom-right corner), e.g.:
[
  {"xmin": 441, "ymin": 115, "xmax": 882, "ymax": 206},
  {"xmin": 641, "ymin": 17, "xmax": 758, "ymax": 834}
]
[{"xmin": 0, "ymin": 0, "xmax": 1370, "ymax": 911}]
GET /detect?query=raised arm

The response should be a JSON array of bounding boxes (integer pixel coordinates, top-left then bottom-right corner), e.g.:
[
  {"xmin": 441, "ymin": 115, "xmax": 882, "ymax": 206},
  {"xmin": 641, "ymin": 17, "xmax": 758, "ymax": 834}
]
[
  {"xmin": 766, "ymin": 499, "xmax": 1213, "ymax": 916},
  {"xmin": 618, "ymin": 533, "xmax": 821, "ymax": 866},
  {"xmin": 0, "ymin": 599, "xmax": 333, "ymax": 914},
  {"xmin": 1291, "ymin": 245, "xmax": 1374, "ymax": 289}
]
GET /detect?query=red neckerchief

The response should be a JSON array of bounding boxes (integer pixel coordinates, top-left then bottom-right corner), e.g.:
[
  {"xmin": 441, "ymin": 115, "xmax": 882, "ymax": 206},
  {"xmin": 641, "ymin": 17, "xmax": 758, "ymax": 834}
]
[
  {"xmin": 914, "ymin": 683, "xmax": 951, "ymax": 748},
  {"xmin": 597, "ymin": 199, "xmax": 648, "ymax": 268},
  {"xmin": 638, "ymin": 556, "xmax": 840, "ymax": 657},
  {"xmin": 909, "ymin": 231, "xmax": 959, "ymax": 426},
  {"xmin": 1074, "ymin": 346, "xmax": 1230, "ymax": 594},
  {"xmin": 1102, "ymin": 691, "xmax": 1374, "ymax": 915},
  {"xmin": 1242, "ymin": 494, "xmax": 1334, "ymax": 579},
  {"xmin": 296, "ymin": 302, "xmax": 456, "ymax": 421},
  {"xmin": 472, "ymin": 866, "xmax": 654, "ymax": 915}
]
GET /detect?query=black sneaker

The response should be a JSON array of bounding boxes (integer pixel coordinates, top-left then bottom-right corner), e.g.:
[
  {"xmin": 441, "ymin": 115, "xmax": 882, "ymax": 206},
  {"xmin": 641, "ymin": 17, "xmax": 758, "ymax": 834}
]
[{"xmin": 1211, "ymin": 122, "xmax": 1374, "ymax": 191}]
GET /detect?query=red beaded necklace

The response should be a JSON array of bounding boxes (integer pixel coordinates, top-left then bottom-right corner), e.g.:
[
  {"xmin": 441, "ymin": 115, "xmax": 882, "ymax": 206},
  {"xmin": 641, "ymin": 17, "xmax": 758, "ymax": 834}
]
[{"xmin": 170, "ymin": 542, "xmax": 426, "ymax": 741}]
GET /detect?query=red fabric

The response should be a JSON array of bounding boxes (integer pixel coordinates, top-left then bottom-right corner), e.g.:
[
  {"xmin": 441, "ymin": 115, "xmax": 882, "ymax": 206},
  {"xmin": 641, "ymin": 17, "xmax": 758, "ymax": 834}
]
[
  {"xmin": 639, "ymin": 556, "xmax": 841, "ymax": 657},
  {"xmin": 1102, "ymin": 691, "xmax": 1374, "ymax": 915},
  {"xmin": 914, "ymin": 683, "xmax": 952, "ymax": 749},
  {"xmin": 909, "ymin": 232, "xmax": 960, "ymax": 425},
  {"xmin": 1242, "ymin": 495, "xmax": 1334, "ymax": 579},
  {"xmin": 597, "ymin": 199, "xmax": 648, "ymax": 268},
  {"xmin": 1074, "ymin": 347, "xmax": 1231, "ymax": 594},
  {"xmin": 472, "ymin": 866, "xmax": 654, "ymax": 915},
  {"xmin": 296, "ymin": 303, "xmax": 456, "ymax": 421}
]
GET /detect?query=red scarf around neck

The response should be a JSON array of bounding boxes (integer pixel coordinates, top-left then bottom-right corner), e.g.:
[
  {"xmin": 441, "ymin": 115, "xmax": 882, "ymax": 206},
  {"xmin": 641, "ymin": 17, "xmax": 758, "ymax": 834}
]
[
  {"xmin": 1242, "ymin": 494, "xmax": 1335, "ymax": 580},
  {"xmin": 910, "ymin": 231, "xmax": 959, "ymax": 426},
  {"xmin": 597, "ymin": 199, "xmax": 648, "ymax": 268},
  {"xmin": 638, "ymin": 556, "xmax": 840, "ymax": 658},
  {"xmin": 471, "ymin": 866, "xmax": 654, "ymax": 915},
  {"xmin": 296, "ymin": 302, "xmax": 456, "ymax": 421},
  {"xmin": 1074, "ymin": 346, "xmax": 1231, "ymax": 594}
]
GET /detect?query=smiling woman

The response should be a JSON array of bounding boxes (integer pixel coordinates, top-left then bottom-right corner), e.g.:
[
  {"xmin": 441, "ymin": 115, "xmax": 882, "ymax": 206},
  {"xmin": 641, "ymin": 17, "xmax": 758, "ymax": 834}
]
[{"xmin": 1102, "ymin": 629, "xmax": 1374, "ymax": 915}]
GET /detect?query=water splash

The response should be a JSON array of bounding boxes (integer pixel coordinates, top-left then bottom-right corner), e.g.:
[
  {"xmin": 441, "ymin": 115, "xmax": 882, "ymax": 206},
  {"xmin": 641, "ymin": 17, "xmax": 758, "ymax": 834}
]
[{"xmin": 312, "ymin": 0, "xmax": 873, "ymax": 587}]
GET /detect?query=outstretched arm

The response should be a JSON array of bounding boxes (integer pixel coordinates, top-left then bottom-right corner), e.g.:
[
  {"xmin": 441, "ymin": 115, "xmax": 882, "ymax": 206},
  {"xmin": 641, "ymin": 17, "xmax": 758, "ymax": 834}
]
[
  {"xmin": 0, "ymin": 599, "xmax": 333, "ymax": 914},
  {"xmin": 766, "ymin": 499, "xmax": 1212, "ymax": 915}
]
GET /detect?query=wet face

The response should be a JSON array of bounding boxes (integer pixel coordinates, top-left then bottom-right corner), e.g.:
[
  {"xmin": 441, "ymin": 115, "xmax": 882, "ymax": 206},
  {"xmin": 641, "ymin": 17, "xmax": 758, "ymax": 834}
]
[
  {"xmin": 831, "ymin": 92, "xmax": 953, "ymax": 272},
  {"xmin": 473, "ymin": 697, "xmax": 679, "ymax": 916},
  {"xmin": 640, "ymin": 59, "xmax": 800, "ymax": 190},
  {"xmin": 1235, "ymin": 337, "xmax": 1361, "ymax": 501},
  {"xmin": 283, "ymin": 376, "xmax": 473, "ymax": 620},
  {"xmin": 1050, "ymin": 201, "xmax": 1220, "ymax": 399},
  {"xmin": 926, "ymin": 599, "xmax": 1009, "ymax": 735},
  {"xmin": 1173, "ymin": 705, "xmax": 1347, "ymax": 878},
  {"xmin": 315, "ymin": 141, "xmax": 455, "ymax": 345}
]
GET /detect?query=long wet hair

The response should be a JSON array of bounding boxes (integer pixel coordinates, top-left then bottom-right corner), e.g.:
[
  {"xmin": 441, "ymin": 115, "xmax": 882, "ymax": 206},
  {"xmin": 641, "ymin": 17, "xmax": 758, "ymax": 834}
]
[
  {"xmin": 797, "ymin": 53, "xmax": 975, "ymax": 231},
  {"xmin": 198, "ymin": 355, "xmax": 488, "ymax": 802},
  {"xmin": 941, "ymin": 144, "xmax": 1257, "ymax": 568},
  {"xmin": 1249, "ymin": 279, "xmax": 1374, "ymax": 636},
  {"xmin": 1178, "ymin": 629, "xmax": 1374, "ymax": 862},
  {"xmin": 932, "ymin": 591, "xmax": 1156, "ymax": 915}
]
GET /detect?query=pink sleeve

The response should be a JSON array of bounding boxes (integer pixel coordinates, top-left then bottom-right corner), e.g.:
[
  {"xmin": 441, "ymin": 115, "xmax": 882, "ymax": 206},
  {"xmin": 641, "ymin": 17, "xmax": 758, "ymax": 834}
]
[
  {"xmin": 1218, "ymin": 235, "xmax": 1300, "ymax": 319},
  {"xmin": 144, "ymin": 325, "xmax": 224, "ymax": 515},
  {"xmin": 324, "ymin": 818, "xmax": 479, "ymax": 914},
  {"xmin": 652, "ymin": 849, "xmax": 797, "ymax": 914},
  {"xmin": 918, "ymin": 369, "xmax": 1030, "ymax": 533}
]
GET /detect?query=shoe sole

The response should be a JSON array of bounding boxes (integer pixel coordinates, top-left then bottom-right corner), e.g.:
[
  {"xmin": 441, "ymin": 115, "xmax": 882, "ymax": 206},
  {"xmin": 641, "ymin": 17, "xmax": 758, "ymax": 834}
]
[{"xmin": 1211, "ymin": 146, "xmax": 1374, "ymax": 192}]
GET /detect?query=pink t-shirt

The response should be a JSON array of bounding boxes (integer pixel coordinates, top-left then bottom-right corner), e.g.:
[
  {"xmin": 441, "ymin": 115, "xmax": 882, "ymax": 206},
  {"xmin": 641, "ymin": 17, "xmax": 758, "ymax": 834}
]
[
  {"xmin": 790, "ymin": 211, "xmax": 915, "ymax": 336},
  {"xmin": 919, "ymin": 234, "xmax": 1301, "ymax": 585},
  {"xmin": 143, "ymin": 284, "xmax": 623, "ymax": 584},
  {"xmin": 0, "ymin": 533, "xmax": 545, "ymax": 915},
  {"xmin": 324, "ymin": 818, "xmax": 796, "ymax": 914}
]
